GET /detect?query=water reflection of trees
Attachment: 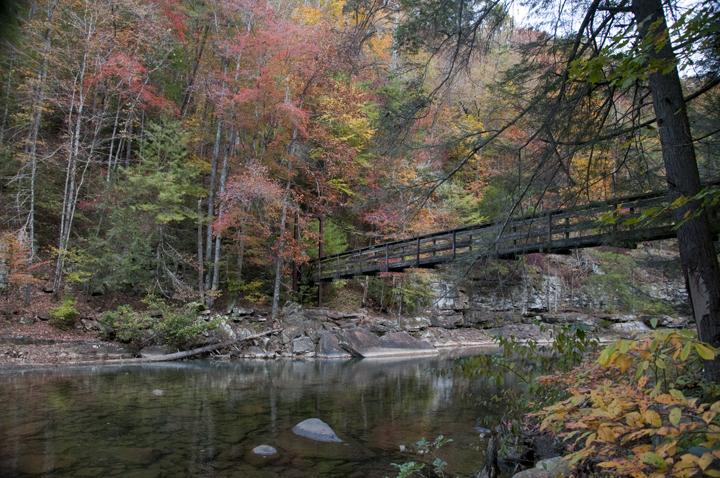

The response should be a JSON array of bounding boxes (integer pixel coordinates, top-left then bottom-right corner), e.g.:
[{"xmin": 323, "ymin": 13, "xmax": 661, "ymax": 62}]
[{"xmin": 0, "ymin": 356, "xmax": 529, "ymax": 476}]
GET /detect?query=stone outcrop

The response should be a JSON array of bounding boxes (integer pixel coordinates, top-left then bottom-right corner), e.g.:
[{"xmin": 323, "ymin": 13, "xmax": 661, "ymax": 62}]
[
  {"xmin": 338, "ymin": 328, "xmax": 436, "ymax": 358},
  {"xmin": 316, "ymin": 332, "xmax": 351, "ymax": 359}
]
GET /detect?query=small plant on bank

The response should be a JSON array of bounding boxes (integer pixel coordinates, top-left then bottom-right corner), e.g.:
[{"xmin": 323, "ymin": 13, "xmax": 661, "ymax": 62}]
[
  {"xmin": 99, "ymin": 305, "xmax": 153, "ymax": 351},
  {"xmin": 49, "ymin": 298, "xmax": 79, "ymax": 330},
  {"xmin": 144, "ymin": 295, "xmax": 220, "ymax": 350},
  {"xmin": 391, "ymin": 435, "xmax": 453, "ymax": 477},
  {"xmin": 100, "ymin": 298, "xmax": 221, "ymax": 352}
]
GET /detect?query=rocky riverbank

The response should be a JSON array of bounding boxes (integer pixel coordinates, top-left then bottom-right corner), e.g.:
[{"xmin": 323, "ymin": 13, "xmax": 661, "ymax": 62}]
[{"xmin": 0, "ymin": 297, "xmax": 693, "ymax": 367}]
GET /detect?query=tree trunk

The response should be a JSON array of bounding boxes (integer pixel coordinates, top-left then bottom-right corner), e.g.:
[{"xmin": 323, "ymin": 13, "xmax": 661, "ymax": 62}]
[
  {"xmin": 180, "ymin": 24, "xmax": 209, "ymax": 118},
  {"xmin": 208, "ymin": 139, "xmax": 230, "ymax": 307},
  {"xmin": 0, "ymin": 54, "xmax": 14, "ymax": 146},
  {"xmin": 53, "ymin": 30, "xmax": 92, "ymax": 294},
  {"xmin": 236, "ymin": 224, "xmax": 245, "ymax": 285},
  {"xmin": 197, "ymin": 199, "xmax": 205, "ymax": 302},
  {"xmin": 23, "ymin": 0, "xmax": 59, "ymax": 261},
  {"xmin": 632, "ymin": 0, "xmax": 720, "ymax": 380},
  {"xmin": 106, "ymin": 102, "xmax": 121, "ymax": 182},
  {"xmin": 317, "ymin": 215, "xmax": 324, "ymax": 306},
  {"xmin": 291, "ymin": 210, "xmax": 300, "ymax": 295},
  {"xmin": 271, "ymin": 181, "xmax": 292, "ymax": 321},
  {"xmin": 205, "ymin": 119, "xmax": 223, "ymax": 292}
]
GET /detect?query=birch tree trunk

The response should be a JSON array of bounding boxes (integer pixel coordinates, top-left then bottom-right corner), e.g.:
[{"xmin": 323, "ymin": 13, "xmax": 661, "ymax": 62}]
[
  {"xmin": 208, "ymin": 133, "xmax": 232, "ymax": 307},
  {"xmin": 23, "ymin": 0, "xmax": 59, "ymax": 260},
  {"xmin": 204, "ymin": 119, "xmax": 223, "ymax": 292},
  {"xmin": 53, "ymin": 24, "xmax": 93, "ymax": 293},
  {"xmin": 271, "ymin": 180, "xmax": 292, "ymax": 321},
  {"xmin": 197, "ymin": 199, "xmax": 205, "ymax": 301},
  {"xmin": 632, "ymin": 0, "xmax": 720, "ymax": 381}
]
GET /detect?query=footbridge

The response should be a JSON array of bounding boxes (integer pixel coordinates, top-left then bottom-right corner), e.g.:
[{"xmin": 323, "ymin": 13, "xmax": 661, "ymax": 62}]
[{"xmin": 310, "ymin": 182, "xmax": 720, "ymax": 282}]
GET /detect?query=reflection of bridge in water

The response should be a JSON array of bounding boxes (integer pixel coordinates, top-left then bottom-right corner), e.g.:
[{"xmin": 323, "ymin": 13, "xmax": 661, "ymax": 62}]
[{"xmin": 310, "ymin": 182, "xmax": 720, "ymax": 283}]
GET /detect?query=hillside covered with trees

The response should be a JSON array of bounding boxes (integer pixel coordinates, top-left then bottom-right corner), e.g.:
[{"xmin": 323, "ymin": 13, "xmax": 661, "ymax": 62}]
[{"xmin": 1, "ymin": 0, "xmax": 720, "ymax": 476}]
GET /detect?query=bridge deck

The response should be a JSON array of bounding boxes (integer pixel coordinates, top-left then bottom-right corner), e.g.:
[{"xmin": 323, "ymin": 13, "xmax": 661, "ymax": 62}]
[{"xmin": 310, "ymin": 184, "xmax": 719, "ymax": 282}]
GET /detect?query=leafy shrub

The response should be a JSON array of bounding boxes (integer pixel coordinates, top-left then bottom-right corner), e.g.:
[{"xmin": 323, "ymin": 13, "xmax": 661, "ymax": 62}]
[
  {"xmin": 99, "ymin": 305, "xmax": 153, "ymax": 350},
  {"xmin": 100, "ymin": 299, "xmax": 220, "ymax": 351},
  {"xmin": 228, "ymin": 279, "xmax": 269, "ymax": 305},
  {"xmin": 536, "ymin": 332, "xmax": 720, "ymax": 477},
  {"xmin": 50, "ymin": 298, "xmax": 79, "ymax": 330},
  {"xmin": 145, "ymin": 296, "xmax": 219, "ymax": 349}
]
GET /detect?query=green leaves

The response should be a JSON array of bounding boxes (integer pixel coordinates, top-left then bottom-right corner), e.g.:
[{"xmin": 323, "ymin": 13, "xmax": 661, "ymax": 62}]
[
  {"xmin": 669, "ymin": 407, "xmax": 682, "ymax": 426},
  {"xmin": 640, "ymin": 451, "xmax": 666, "ymax": 470},
  {"xmin": 695, "ymin": 343, "xmax": 717, "ymax": 361}
]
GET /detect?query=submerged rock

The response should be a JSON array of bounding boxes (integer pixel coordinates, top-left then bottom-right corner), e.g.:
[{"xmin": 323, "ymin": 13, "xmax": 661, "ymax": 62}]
[
  {"xmin": 252, "ymin": 445, "xmax": 278, "ymax": 457},
  {"xmin": 292, "ymin": 418, "xmax": 343, "ymax": 443}
]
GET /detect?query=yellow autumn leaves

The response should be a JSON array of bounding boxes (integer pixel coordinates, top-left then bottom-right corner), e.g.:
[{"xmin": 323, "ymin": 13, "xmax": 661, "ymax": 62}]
[{"xmin": 536, "ymin": 332, "xmax": 720, "ymax": 477}]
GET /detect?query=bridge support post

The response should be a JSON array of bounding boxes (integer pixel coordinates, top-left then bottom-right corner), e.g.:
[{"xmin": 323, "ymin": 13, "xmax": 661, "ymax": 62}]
[
  {"xmin": 452, "ymin": 231, "xmax": 456, "ymax": 259},
  {"xmin": 416, "ymin": 238, "xmax": 420, "ymax": 266}
]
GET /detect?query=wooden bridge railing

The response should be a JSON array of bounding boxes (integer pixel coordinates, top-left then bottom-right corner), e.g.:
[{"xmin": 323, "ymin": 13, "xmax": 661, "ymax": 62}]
[{"xmin": 310, "ymin": 183, "xmax": 720, "ymax": 282}]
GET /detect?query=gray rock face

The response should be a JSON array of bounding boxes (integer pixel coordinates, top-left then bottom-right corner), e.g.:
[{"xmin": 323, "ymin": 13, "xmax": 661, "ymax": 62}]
[
  {"xmin": 316, "ymin": 332, "xmax": 351, "ymax": 359},
  {"xmin": 513, "ymin": 456, "xmax": 570, "ymax": 478},
  {"xmin": 398, "ymin": 316, "xmax": 431, "ymax": 332},
  {"xmin": 281, "ymin": 325, "xmax": 304, "ymax": 345},
  {"xmin": 339, "ymin": 327, "xmax": 437, "ymax": 358},
  {"xmin": 463, "ymin": 310, "xmax": 504, "ymax": 329},
  {"xmin": 242, "ymin": 346, "xmax": 273, "ymax": 359},
  {"xmin": 379, "ymin": 332, "xmax": 435, "ymax": 351},
  {"xmin": 429, "ymin": 313, "xmax": 464, "ymax": 329},
  {"xmin": 292, "ymin": 418, "xmax": 342, "ymax": 443},
  {"xmin": 281, "ymin": 302, "xmax": 306, "ymax": 325},
  {"xmin": 252, "ymin": 445, "xmax": 278, "ymax": 456},
  {"xmin": 640, "ymin": 314, "xmax": 690, "ymax": 329},
  {"xmin": 367, "ymin": 318, "xmax": 400, "ymax": 334},
  {"xmin": 535, "ymin": 456, "xmax": 570, "ymax": 477},
  {"xmin": 213, "ymin": 322, "xmax": 237, "ymax": 342},
  {"xmin": 230, "ymin": 306, "xmax": 254, "ymax": 317},
  {"xmin": 338, "ymin": 327, "xmax": 381, "ymax": 357},
  {"xmin": 292, "ymin": 336, "xmax": 315, "ymax": 355},
  {"xmin": 610, "ymin": 320, "xmax": 650, "ymax": 336}
]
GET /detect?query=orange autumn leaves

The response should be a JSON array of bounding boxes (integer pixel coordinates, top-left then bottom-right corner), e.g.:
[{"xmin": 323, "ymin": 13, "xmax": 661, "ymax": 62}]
[{"xmin": 536, "ymin": 332, "xmax": 720, "ymax": 477}]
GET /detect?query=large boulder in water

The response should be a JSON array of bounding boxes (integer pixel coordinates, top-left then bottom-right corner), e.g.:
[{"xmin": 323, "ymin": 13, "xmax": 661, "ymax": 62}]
[
  {"xmin": 292, "ymin": 418, "xmax": 343, "ymax": 443},
  {"xmin": 316, "ymin": 332, "xmax": 351, "ymax": 359},
  {"xmin": 292, "ymin": 336, "xmax": 315, "ymax": 355},
  {"xmin": 339, "ymin": 328, "xmax": 437, "ymax": 358}
]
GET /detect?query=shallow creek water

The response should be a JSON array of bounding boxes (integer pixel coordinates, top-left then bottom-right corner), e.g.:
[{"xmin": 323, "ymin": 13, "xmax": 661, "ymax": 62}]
[{"xmin": 0, "ymin": 353, "xmax": 528, "ymax": 477}]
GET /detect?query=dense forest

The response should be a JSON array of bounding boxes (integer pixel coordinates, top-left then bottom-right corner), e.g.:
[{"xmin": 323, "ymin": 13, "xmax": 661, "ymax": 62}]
[{"xmin": 0, "ymin": 0, "xmax": 718, "ymax": 333}]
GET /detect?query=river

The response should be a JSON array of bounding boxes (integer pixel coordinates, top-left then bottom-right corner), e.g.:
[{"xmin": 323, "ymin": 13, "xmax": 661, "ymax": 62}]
[{"xmin": 0, "ymin": 353, "xmax": 530, "ymax": 477}]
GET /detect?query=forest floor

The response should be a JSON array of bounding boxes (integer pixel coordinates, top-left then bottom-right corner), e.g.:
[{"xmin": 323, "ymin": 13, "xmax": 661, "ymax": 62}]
[{"xmin": 0, "ymin": 321, "xmax": 132, "ymax": 367}]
